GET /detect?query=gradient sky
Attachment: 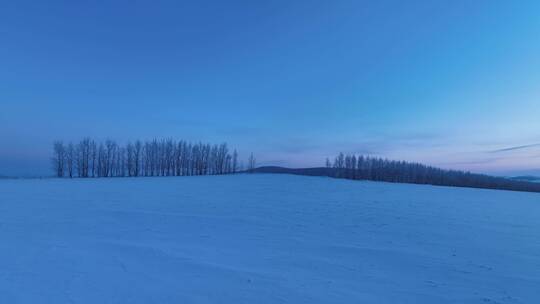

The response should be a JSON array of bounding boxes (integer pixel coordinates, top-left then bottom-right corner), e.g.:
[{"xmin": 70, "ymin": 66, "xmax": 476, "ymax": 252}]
[{"xmin": 2, "ymin": 0, "xmax": 540, "ymax": 176}]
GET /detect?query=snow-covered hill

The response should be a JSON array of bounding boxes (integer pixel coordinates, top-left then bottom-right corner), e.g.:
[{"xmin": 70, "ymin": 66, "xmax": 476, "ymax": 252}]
[{"xmin": 0, "ymin": 174, "xmax": 539, "ymax": 303}]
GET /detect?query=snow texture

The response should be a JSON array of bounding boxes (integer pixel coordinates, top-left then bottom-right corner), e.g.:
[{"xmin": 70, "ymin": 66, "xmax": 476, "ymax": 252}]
[{"xmin": 0, "ymin": 174, "xmax": 539, "ymax": 303}]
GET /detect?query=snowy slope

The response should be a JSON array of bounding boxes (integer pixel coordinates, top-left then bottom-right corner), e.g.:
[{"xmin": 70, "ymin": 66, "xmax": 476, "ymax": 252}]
[{"xmin": 0, "ymin": 174, "xmax": 539, "ymax": 304}]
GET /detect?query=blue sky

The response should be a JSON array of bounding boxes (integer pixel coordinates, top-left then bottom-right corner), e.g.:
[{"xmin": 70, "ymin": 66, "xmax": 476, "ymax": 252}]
[{"xmin": 1, "ymin": 0, "xmax": 540, "ymax": 176}]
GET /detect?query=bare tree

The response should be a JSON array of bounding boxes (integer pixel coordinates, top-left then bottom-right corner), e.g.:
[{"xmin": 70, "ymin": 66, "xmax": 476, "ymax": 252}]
[
  {"xmin": 90, "ymin": 140, "xmax": 97, "ymax": 177},
  {"xmin": 134, "ymin": 140, "xmax": 142, "ymax": 177},
  {"xmin": 247, "ymin": 153, "xmax": 256, "ymax": 172},
  {"xmin": 52, "ymin": 141, "xmax": 66, "ymax": 177},
  {"xmin": 232, "ymin": 150, "xmax": 238, "ymax": 173},
  {"xmin": 75, "ymin": 137, "xmax": 91, "ymax": 177},
  {"xmin": 126, "ymin": 142, "xmax": 134, "ymax": 177},
  {"xmin": 66, "ymin": 142, "xmax": 74, "ymax": 178}
]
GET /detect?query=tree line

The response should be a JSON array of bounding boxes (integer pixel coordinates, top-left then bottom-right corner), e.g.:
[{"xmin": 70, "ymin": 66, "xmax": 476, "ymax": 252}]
[
  {"xmin": 52, "ymin": 138, "xmax": 254, "ymax": 178},
  {"xmin": 326, "ymin": 153, "xmax": 540, "ymax": 193}
]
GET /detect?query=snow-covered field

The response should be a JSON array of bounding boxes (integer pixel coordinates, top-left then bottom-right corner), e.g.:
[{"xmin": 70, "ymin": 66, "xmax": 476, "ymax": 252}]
[{"xmin": 0, "ymin": 174, "xmax": 539, "ymax": 303}]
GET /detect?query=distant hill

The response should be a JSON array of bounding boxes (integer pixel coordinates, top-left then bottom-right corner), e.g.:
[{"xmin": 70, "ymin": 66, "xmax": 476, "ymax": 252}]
[
  {"xmin": 510, "ymin": 176, "xmax": 540, "ymax": 183},
  {"xmin": 251, "ymin": 166, "xmax": 540, "ymax": 193},
  {"xmin": 251, "ymin": 166, "xmax": 335, "ymax": 176}
]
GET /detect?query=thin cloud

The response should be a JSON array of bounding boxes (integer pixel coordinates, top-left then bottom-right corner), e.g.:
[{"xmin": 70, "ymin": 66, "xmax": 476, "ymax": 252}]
[
  {"xmin": 436, "ymin": 157, "xmax": 502, "ymax": 166},
  {"xmin": 489, "ymin": 143, "xmax": 540, "ymax": 153}
]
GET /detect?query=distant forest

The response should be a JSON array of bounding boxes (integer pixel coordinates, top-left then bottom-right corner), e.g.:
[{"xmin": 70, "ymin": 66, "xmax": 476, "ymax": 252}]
[
  {"xmin": 254, "ymin": 153, "xmax": 540, "ymax": 193},
  {"xmin": 325, "ymin": 153, "xmax": 540, "ymax": 192},
  {"xmin": 52, "ymin": 138, "xmax": 256, "ymax": 178}
]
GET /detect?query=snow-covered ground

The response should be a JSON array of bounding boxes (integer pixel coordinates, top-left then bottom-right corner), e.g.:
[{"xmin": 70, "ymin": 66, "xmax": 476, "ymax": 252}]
[{"xmin": 0, "ymin": 174, "xmax": 539, "ymax": 303}]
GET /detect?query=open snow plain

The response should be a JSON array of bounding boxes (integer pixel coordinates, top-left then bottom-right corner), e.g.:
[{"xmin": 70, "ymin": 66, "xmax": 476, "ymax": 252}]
[{"xmin": 0, "ymin": 174, "xmax": 539, "ymax": 303}]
